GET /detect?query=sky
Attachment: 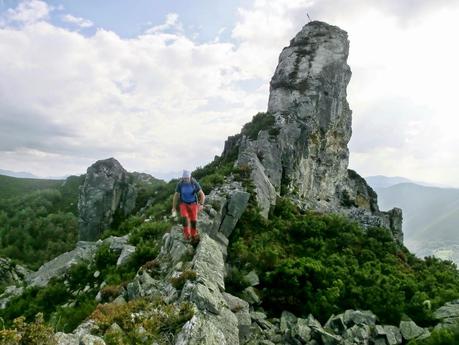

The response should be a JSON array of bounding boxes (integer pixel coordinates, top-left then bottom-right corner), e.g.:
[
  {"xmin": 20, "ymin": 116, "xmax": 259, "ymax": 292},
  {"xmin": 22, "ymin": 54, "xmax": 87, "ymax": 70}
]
[{"xmin": 0, "ymin": 0, "xmax": 458, "ymax": 186}]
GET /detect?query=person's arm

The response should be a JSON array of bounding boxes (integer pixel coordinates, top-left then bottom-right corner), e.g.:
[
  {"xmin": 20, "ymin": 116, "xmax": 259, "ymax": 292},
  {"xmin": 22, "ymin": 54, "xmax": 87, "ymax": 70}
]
[
  {"xmin": 198, "ymin": 190, "xmax": 205, "ymax": 206},
  {"xmin": 172, "ymin": 192, "xmax": 179, "ymax": 211}
]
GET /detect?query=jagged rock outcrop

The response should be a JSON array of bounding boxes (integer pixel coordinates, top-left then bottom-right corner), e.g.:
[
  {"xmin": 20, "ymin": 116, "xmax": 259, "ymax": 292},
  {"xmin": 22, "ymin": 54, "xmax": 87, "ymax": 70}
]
[
  {"xmin": 0, "ymin": 257, "xmax": 30, "ymax": 287},
  {"xmin": 0, "ymin": 258, "xmax": 30, "ymax": 309},
  {"xmin": 78, "ymin": 158, "xmax": 137, "ymax": 241},
  {"xmin": 222, "ymin": 21, "xmax": 403, "ymax": 243},
  {"xmin": 0, "ymin": 236, "xmax": 135, "ymax": 309}
]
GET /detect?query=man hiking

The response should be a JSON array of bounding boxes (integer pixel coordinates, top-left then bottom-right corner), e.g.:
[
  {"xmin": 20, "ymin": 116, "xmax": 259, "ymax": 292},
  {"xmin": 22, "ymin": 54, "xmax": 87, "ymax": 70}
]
[{"xmin": 172, "ymin": 170, "xmax": 205, "ymax": 244}]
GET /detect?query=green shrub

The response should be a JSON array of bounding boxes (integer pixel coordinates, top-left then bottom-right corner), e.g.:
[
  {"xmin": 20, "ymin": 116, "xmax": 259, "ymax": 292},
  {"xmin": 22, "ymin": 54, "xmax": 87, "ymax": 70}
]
[
  {"xmin": 89, "ymin": 297, "xmax": 194, "ymax": 344},
  {"xmin": 226, "ymin": 198, "xmax": 459, "ymax": 326},
  {"xmin": 0, "ymin": 313, "xmax": 56, "ymax": 345},
  {"xmin": 241, "ymin": 112, "xmax": 279, "ymax": 140},
  {"xmin": 129, "ymin": 221, "xmax": 170, "ymax": 246},
  {"xmin": 95, "ymin": 244, "xmax": 119, "ymax": 273},
  {"xmin": 408, "ymin": 324, "xmax": 459, "ymax": 345}
]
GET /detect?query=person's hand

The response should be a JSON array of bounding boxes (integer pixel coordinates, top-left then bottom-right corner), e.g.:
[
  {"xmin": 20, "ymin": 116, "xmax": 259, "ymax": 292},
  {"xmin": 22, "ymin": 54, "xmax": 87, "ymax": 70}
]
[
  {"xmin": 171, "ymin": 209, "xmax": 177, "ymax": 218},
  {"xmin": 198, "ymin": 203, "xmax": 204, "ymax": 211}
]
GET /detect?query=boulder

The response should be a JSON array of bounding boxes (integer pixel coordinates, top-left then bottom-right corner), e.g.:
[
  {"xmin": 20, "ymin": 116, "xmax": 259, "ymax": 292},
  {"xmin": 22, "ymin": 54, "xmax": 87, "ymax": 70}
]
[
  {"xmin": 241, "ymin": 286, "xmax": 261, "ymax": 305},
  {"xmin": 291, "ymin": 318, "xmax": 312, "ymax": 343},
  {"xmin": 26, "ymin": 241, "xmax": 99, "ymax": 288},
  {"xmin": 434, "ymin": 299, "xmax": 459, "ymax": 321},
  {"xmin": 78, "ymin": 158, "xmax": 137, "ymax": 241},
  {"xmin": 399, "ymin": 320, "xmax": 430, "ymax": 341},
  {"xmin": 116, "ymin": 244, "xmax": 136, "ymax": 266},
  {"xmin": 343, "ymin": 310, "xmax": 377, "ymax": 327},
  {"xmin": 223, "ymin": 292, "xmax": 251, "ymax": 343},
  {"xmin": 54, "ymin": 332, "xmax": 79, "ymax": 345},
  {"xmin": 244, "ymin": 270, "xmax": 260, "ymax": 286},
  {"xmin": 280, "ymin": 310, "xmax": 297, "ymax": 334},
  {"xmin": 382, "ymin": 325, "xmax": 403, "ymax": 345}
]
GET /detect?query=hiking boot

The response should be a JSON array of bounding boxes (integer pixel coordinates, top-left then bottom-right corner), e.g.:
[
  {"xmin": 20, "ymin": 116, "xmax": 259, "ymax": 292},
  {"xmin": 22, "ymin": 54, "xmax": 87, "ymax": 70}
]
[{"xmin": 190, "ymin": 234, "xmax": 200, "ymax": 247}]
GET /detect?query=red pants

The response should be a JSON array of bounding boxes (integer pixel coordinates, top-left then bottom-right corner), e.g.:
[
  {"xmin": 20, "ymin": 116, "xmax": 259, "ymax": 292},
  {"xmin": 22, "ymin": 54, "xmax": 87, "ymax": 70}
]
[{"xmin": 179, "ymin": 202, "xmax": 199, "ymax": 239}]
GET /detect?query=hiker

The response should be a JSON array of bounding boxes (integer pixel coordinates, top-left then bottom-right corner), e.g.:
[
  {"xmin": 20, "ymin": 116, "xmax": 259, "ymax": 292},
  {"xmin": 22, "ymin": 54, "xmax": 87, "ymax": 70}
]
[{"xmin": 172, "ymin": 170, "xmax": 205, "ymax": 244}]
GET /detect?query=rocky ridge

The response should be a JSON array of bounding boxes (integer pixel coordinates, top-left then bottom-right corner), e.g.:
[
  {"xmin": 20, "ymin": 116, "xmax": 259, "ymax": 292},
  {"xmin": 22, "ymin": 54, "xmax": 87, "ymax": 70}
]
[{"xmin": 45, "ymin": 177, "xmax": 439, "ymax": 345}]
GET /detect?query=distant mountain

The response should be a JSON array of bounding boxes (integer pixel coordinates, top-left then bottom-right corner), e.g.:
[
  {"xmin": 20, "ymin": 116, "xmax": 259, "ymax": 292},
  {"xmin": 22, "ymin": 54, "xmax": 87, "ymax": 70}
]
[
  {"xmin": 372, "ymin": 181, "xmax": 459, "ymax": 262},
  {"xmin": 0, "ymin": 168, "xmax": 68, "ymax": 180},
  {"xmin": 374, "ymin": 183, "xmax": 459, "ymax": 241},
  {"xmin": 0, "ymin": 169, "xmax": 38, "ymax": 179},
  {"xmin": 365, "ymin": 175, "xmax": 413, "ymax": 189},
  {"xmin": 0, "ymin": 174, "xmax": 64, "ymax": 199},
  {"xmin": 365, "ymin": 175, "xmax": 452, "ymax": 189}
]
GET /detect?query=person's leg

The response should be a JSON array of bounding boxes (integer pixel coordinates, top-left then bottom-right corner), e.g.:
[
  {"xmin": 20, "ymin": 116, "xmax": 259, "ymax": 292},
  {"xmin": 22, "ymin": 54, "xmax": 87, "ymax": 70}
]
[
  {"xmin": 179, "ymin": 203, "xmax": 191, "ymax": 240},
  {"xmin": 189, "ymin": 203, "xmax": 199, "ymax": 242}
]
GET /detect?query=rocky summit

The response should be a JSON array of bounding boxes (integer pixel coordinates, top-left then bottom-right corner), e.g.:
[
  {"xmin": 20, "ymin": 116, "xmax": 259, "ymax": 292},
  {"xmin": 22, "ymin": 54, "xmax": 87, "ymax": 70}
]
[
  {"xmin": 223, "ymin": 21, "xmax": 403, "ymax": 243},
  {"xmin": 78, "ymin": 157, "xmax": 137, "ymax": 241}
]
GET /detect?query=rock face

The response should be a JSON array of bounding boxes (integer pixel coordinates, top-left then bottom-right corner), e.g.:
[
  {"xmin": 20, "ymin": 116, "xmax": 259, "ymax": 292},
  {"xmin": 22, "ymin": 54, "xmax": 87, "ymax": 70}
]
[
  {"xmin": 224, "ymin": 21, "xmax": 403, "ymax": 243},
  {"xmin": 78, "ymin": 158, "xmax": 137, "ymax": 241}
]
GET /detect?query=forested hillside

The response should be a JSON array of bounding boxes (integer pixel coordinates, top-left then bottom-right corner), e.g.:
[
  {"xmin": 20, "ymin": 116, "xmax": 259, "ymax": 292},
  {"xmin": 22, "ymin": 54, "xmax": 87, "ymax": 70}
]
[
  {"xmin": 0, "ymin": 174, "xmax": 63, "ymax": 199},
  {"xmin": 0, "ymin": 175, "xmax": 84, "ymax": 270}
]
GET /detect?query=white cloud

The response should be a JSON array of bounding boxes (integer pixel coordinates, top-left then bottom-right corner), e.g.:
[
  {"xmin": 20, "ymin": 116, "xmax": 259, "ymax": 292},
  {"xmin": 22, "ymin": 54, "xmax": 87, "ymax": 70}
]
[
  {"xmin": 144, "ymin": 13, "xmax": 182, "ymax": 34},
  {"xmin": 61, "ymin": 14, "xmax": 93, "ymax": 28},
  {"xmin": 5, "ymin": 0, "xmax": 50, "ymax": 24},
  {"xmin": 0, "ymin": 14, "xmax": 266, "ymax": 177},
  {"xmin": 1, "ymin": 1, "xmax": 459, "ymax": 188}
]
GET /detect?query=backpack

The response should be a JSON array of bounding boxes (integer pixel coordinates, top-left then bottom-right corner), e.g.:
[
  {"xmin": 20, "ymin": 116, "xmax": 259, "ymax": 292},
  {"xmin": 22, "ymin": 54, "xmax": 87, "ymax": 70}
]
[{"xmin": 177, "ymin": 178, "xmax": 200, "ymax": 203}]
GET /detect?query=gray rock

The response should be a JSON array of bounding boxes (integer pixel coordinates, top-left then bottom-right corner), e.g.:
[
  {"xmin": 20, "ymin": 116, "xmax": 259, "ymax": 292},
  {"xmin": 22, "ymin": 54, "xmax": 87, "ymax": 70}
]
[
  {"xmin": 245, "ymin": 270, "xmax": 260, "ymax": 286},
  {"xmin": 383, "ymin": 325, "xmax": 403, "ymax": 345},
  {"xmin": 78, "ymin": 158, "xmax": 137, "ymax": 241},
  {"xmin": 192, "ymin": 233, "xmax": 226, "ymax": 292},
  {"xmin": 106, "ymin": 322, "xmax": 124, "ymax": 335},
  {"xmin": 223, "ymin": 292, "xmax": 251, "ymax": 343},
  {"xmin": 434, "ymin": 299, "xmax": 459, "ymax": 320},
  {"xmin": 291, "ymin": 318, "xmax": 312, "ymax": 343},
  {"xmin": 325, "ymin": 314, "xmax": 346, "ymax": 335},
  {"xmin": 0, "ymin": 285, "xmax": 23, "ymax": 309},
  {"xmin": 190, "ymin": 283, "xmax": 226, "ymax": 315},
  {"xmin": 251, "ymin": 311, "xmax": 267, "ymax": 321},
  {"xmin": 343, "ymin": 310, "xmax": 377, "ymax": 327},
  {"xmin": 399, "ymin": 320, "xmax": 430, "ymax": 341},
  {"xmin": 175, "ymin": 313, "xmax": 236, "ymax": 345},
  {"xmin": 318, "ymin": 328, "xmax": 342, "ymax": 345},
  {"xmin": 54, "ymin": 332, "xmax": 79, "ymax": 345},
  {"xmin": 342, "ymin": 324, "xmax": 371, "ymax": 344},
  {"xmin": 0, "ymin": 257, "xmax": 30, "ymax": 287},
  {"xmin": 112, "ymin": 295, "xmax": 126, "ymax": 305},
  {"xmin": 242, "ymin": 286, "xmax": 261, "ymax": 305},
  {"xmin": 126, "ymin": 270, "xmax": 160, "ymax": 300},
  {"xmin": 280, "ymin": 310, "xmax": 297, "ymax": 334},
  {"xmin": 223, "ymin": 292, "xmax": 249, "ymax": 312},
  {"xmin": 26, "ymin": 241, "xmax": 99, "ymax": 287},
  {"xmin": 219, "ymin": 190, "xmax": 250, "ymax": 237},
  {"xmin": 80, "ymin": 334, "xmax": 106, "ymax": 345},
  {"xmin": 306, "ymin": 313, "xmax": 322, "ymax": 330},
  {"xmin": 73, "ymin": 319, "xmax": 100, "ymax": 339},
  {"xmin": 116, "ymin": 244, "xmax": 136, "ymax": 266}
]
